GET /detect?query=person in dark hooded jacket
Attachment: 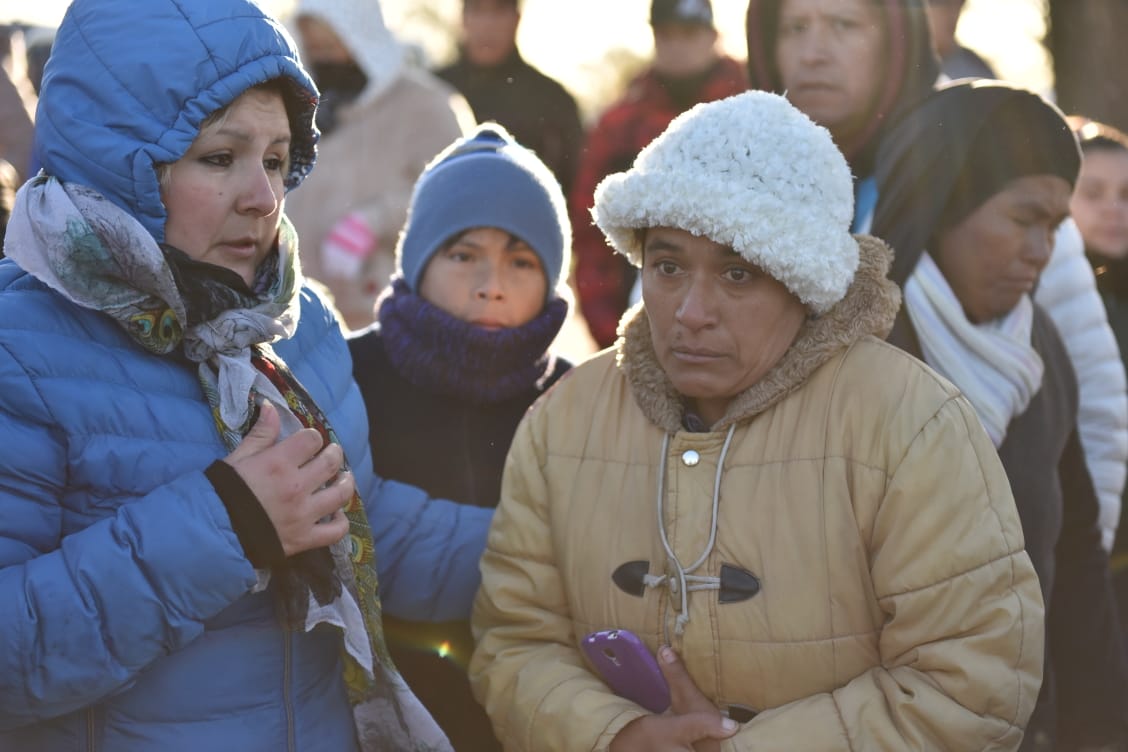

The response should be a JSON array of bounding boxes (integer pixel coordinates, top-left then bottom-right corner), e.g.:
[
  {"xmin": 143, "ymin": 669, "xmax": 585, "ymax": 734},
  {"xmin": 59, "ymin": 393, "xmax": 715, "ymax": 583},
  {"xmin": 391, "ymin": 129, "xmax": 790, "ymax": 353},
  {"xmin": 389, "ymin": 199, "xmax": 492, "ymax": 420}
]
[
  {"xmin": 745, "ymin": 0, "xmax": 939, "ymax": 234},
  {"xmin": 873, "ymin": 79, "xmax": 1128, "ymax": 752}
]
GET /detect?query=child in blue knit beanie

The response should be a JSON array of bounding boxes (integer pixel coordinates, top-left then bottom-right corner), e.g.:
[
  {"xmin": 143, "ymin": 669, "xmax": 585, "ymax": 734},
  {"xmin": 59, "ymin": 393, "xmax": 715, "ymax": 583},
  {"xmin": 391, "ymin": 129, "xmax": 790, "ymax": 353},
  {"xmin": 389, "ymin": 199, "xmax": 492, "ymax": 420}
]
[{"xmin": 347, "ymin": 123, "xmax": 572, "ymax": 750}]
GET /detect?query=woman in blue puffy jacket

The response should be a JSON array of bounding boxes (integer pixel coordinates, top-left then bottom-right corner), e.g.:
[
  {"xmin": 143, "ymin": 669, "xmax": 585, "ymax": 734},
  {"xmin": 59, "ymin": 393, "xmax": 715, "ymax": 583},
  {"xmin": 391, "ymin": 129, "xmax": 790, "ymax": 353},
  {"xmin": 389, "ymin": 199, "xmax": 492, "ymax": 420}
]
[{"xmin": 0, "ymin": 1, "xmax": 487, "ymax": 749}]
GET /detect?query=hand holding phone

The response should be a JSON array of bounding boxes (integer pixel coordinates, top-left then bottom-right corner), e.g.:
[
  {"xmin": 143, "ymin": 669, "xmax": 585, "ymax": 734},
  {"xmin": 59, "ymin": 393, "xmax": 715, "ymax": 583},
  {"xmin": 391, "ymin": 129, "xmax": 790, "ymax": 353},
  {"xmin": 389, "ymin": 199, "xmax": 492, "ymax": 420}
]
[{"xmin": 581, "ymin": 629, "xmax": 671, "ymax": 713}]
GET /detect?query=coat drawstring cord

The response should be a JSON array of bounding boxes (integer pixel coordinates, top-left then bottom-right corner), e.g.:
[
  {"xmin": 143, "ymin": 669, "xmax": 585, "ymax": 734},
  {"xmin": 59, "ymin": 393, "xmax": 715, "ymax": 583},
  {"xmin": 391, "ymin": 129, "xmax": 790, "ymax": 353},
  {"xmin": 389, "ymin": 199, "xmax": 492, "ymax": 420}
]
[{"xmin": 645, "ymin": 424, "xmax": 736, "ymax": 641}]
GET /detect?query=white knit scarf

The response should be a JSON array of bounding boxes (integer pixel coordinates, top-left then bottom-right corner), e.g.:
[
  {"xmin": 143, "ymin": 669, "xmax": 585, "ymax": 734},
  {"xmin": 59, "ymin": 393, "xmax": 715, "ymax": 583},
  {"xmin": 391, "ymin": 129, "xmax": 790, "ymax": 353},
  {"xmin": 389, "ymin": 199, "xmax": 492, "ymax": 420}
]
[{"xmin": 904, "ymin": 252, "xmax": 1044, "ymax": 447}]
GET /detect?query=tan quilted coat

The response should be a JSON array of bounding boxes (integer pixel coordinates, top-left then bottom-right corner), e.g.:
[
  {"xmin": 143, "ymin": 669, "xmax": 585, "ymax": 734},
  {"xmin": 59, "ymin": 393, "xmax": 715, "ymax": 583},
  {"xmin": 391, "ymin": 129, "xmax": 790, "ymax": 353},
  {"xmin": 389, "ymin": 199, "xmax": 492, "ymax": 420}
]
[{"xmin": 469, "ymin": 237, "xmax": 1045, "ymax": 751}]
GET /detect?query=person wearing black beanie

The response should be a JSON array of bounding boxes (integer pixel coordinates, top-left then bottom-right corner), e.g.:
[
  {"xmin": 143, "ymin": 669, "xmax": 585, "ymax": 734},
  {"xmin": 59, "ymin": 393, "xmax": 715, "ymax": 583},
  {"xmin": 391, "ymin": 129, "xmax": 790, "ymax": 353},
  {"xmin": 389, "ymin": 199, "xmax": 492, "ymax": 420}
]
[
  {"xmin": 875, "ymin": 81, "xmax": 1081, "ymax": 285},
  {"xmin": 874, "ymin": 79, "xmax": 1128, "ymax": 752}
]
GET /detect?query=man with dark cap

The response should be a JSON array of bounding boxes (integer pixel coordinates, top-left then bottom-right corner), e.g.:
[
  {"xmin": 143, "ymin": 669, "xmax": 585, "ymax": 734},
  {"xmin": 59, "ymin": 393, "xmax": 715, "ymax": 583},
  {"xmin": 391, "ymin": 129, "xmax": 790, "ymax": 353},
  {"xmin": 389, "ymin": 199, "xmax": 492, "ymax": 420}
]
[
  {"xmin": 570, "ymin": 0, "xmax": 747, "ymax": 348},
  {"xmin": 435, "ymin": 0, "xmax": 583, "ymax": 199}
]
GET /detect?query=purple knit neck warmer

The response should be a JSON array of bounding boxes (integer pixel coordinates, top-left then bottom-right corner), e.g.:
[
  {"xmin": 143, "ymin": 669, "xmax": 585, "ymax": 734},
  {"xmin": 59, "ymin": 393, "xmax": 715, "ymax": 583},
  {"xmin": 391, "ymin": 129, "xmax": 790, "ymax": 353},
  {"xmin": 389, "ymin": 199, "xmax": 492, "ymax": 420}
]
[{"xmin": 377, "ymin": 278, "xmax": 568, "ymax": 404}]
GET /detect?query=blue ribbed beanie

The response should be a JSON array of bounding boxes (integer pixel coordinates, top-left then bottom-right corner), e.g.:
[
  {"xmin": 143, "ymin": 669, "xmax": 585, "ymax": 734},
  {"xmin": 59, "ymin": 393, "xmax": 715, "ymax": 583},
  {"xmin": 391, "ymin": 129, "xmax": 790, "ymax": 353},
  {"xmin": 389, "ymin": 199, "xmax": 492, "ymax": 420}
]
[{"xmin": 396, "ymin": 124, "xmax": 570, "ymax": 296}]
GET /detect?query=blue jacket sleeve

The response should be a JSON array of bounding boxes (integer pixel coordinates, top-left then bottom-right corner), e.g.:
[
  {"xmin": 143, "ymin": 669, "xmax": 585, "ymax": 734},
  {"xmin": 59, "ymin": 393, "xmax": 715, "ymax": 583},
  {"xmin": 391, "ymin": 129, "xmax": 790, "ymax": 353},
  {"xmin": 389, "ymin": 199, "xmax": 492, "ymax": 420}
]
[
  {"xmin": 0, "ymin": 344, "xmax": 257, "ymax": 729},
  {"xmin": 363, "ymin": 471, "xmax": 493, "ymax": 622}
]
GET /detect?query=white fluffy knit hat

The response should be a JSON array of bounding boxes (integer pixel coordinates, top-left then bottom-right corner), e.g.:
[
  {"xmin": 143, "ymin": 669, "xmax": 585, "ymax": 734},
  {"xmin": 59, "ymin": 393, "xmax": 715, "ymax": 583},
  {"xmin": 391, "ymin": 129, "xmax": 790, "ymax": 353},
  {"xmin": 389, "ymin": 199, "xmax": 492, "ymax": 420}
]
[{"xmin": 593, "ymin": 90, "xmax": 858, "ymax": 313}]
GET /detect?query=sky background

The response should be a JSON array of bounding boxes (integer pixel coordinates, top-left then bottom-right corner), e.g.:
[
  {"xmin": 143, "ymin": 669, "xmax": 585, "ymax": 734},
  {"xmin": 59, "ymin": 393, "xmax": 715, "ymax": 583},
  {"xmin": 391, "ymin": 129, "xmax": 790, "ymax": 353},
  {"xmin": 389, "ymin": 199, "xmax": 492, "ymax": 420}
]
[{"xmin": 3, "ymin": 0, "xmax": 1053, "ymax": 115}]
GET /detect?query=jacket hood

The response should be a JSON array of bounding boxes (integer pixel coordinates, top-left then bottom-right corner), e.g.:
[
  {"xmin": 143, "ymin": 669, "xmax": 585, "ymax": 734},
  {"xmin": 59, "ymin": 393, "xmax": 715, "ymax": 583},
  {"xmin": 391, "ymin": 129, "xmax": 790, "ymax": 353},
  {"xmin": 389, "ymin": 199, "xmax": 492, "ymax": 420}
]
[
  {"xmin": 296, "ymin": 0, "xmax": 406, "ymax": 108},
  {"xmin": 34, "ymin": 0, "xmax": 319, "ymax": 243},
  {"xmin": 744, "ymin": 0, "xmax": 939, "ymax": 175},
  {"xmin": 617, "ymin": 234, "xmax": 901, "ymax": 433}
]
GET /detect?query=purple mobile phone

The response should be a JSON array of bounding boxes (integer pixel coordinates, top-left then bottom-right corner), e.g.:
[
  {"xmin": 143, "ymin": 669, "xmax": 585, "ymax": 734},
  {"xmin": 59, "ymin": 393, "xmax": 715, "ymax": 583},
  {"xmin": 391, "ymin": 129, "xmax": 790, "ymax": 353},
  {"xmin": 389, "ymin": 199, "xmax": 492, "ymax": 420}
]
[{"xmin": 580, "ymin": 629, "xmax": 671, "ymax": 713}]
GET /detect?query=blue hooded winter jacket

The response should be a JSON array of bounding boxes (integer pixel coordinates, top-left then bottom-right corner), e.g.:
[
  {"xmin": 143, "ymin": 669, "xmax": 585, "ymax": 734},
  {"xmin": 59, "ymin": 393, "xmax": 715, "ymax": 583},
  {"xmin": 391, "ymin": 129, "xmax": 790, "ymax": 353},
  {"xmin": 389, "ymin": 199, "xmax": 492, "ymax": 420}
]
[{"xmin": 0, "ymin": 1, "xmax": 491, "ymax": 749}]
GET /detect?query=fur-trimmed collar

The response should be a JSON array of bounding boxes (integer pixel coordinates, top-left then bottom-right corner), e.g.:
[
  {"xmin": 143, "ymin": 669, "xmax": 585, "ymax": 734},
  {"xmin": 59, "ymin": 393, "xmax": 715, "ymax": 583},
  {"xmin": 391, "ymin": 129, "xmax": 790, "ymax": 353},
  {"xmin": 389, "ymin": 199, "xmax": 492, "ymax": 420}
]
[{"xmin": 616, "ymin": 234, "xmax": 902, "ymax": 433}]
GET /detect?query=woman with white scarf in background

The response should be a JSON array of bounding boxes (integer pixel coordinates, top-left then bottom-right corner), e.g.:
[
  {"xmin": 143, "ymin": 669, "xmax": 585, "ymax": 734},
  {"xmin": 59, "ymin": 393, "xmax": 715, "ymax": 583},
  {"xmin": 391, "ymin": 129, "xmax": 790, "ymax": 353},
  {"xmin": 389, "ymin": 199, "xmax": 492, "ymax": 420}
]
[{"xmin": 873, "ymin": 79, "xmax": 1128, "ymax": 752}]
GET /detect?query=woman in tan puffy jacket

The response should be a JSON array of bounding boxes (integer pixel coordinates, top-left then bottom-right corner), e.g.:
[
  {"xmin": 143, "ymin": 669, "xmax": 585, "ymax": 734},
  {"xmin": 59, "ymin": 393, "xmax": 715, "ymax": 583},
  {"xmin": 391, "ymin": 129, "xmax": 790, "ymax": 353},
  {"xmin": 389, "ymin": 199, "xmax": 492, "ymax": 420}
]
[{"xmin": 469, "ymin": 91, "xmax": 1045, "ymax": 752}]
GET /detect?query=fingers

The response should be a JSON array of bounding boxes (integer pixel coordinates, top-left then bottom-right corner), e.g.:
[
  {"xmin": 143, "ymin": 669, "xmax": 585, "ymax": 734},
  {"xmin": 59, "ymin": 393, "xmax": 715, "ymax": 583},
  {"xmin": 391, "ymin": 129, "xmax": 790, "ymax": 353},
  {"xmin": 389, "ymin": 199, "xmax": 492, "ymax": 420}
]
[
  {"xmin": 276, "ymin": 474, "xmax": 353, "ymax": 556},
  {"xmin": 280, "ymin": 427, "xmax": 332, "ymax": 469},
  {"xmin": 281, "ymin": 432, "xmax": 344, "ymax": 495},
  {"xmin": 221, "ymin": 402, "xmax": 355, "ymax": 558},
  {"xmin": 656, "ymin": 648, "xmax": 737, "ymax": 745},
  {"xmin": 227, "ymin": 400, "xmax": 282, "ymax": 461},
  {"xmin": 229, "ymin": 400, "xmax": 343, "ymax": 487},
  {"xmin": 304, "ymin": 507, "xmax": 351, "ymax": 551},
  {"xmin": 295, "ymin": 469, "xmax": 355, "ymax": 539},
  {"xmin": 611, "ymin": 714, "xmax": 737, "ymax": 752},
  {"xmin": 673, "ymin": 712, "xmax": 738, "ymax": 743},
  {"xmin": 659, "ymin": 646, "xmax": 716, "ymax": 716},
  {"xmin": 311, "ymin": 469, "xmax": 355, "ymax": 519}
]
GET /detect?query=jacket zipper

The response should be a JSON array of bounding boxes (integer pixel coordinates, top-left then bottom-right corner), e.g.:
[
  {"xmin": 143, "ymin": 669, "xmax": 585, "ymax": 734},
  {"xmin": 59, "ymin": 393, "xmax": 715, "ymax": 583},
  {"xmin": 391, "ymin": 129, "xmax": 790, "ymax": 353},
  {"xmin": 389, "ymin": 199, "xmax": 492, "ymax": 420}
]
[
  {"xmin": 285, "ymin": 630, "xmax": 295, "ymax": 752},
  {"xmin": 275, "ymin": 596, "xmax": 296, "ymax": 752},
  {"xmin": 86, "ymin": 707, "xmax": 95, "ymax": 752}
]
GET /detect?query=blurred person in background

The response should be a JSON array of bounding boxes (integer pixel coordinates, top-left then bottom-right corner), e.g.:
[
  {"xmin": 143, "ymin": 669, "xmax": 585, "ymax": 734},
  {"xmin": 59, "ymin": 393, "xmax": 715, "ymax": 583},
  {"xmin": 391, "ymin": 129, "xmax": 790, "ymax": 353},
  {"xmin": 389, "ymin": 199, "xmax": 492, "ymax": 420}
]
[
  {"xmin": 24, "ymin": 27, "xmax": 54, "ymax": 96},
  {"xmin": 1034, "ymin": 149, "xmax": 1128, "ymax": 558},
  {"xmin": 286, "ymin": 0, "xmax": 474, "ymax": 331},
  {"xmin": 435, "ymin": 0, "xmax": 583, "ymax": 200},
  {"xmin": 0, "ymin": 25, "xmax": 36, "ymax": 182},
  {"xmin": 935, "ymin": 1, "xmax": 1128, "ymax": 560},
  {"xmin": 1073, "ymin": 121, "xmax": 1128, "ymax": 283},
  {"xmin": 572, "ymin": 0, "xmax": 746, "ymax": 349},
  {"xmin": 0, "ymin": 157, "xmax": 15, "ymax": 255},
  {"xmin": 925, "ymin": 0, "xmax": 996, "ymax": 80},
  {"xmin": 745, "ymin": 0, "xmax": 938, "ymax": 235},
  {"xmin": 1071, "ymin": 118, "xmax": 1128, "ymax": 657}
]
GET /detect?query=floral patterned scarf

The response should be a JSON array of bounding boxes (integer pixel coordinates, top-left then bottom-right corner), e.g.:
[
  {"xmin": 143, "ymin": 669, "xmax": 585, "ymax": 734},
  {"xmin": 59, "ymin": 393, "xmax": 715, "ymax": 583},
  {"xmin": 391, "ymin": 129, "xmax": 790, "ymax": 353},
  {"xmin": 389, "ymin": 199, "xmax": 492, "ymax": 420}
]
[{"xmin": 5, "ymin": 174, "xmax": 450, "ymax": 750}]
